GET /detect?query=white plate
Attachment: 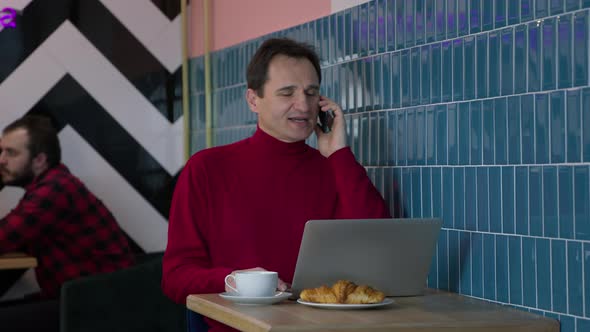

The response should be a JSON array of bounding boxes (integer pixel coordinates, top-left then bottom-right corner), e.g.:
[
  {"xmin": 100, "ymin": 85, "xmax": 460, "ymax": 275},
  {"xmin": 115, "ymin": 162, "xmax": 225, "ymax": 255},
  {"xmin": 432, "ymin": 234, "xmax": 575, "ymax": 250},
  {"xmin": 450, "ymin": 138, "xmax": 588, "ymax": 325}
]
[
  {"xmin": 296, "ymin": 298, "xmax": 395, "ymax": 309},
  {"xmin": 219, "ymin": 292, "xmax": 292, "ymax": 305}
]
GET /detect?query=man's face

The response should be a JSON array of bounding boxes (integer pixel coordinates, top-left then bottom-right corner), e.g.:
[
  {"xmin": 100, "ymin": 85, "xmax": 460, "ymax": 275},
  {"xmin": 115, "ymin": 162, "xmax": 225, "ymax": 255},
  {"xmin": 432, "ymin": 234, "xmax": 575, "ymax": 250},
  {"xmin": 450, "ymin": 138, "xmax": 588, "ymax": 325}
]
[
  {"xmin": 0, "ymin": 128, "xmax": 35, "ymax": 187},
  {"xmin": 247, "ymin": 55, "xmax": 320, "ymax": 143}
]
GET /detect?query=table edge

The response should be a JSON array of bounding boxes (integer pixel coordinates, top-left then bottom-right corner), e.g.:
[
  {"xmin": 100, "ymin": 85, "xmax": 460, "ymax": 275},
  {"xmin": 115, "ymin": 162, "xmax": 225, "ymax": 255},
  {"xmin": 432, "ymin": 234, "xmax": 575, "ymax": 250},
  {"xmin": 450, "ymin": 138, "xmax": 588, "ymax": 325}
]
[
  {"xmin": 0, "ymin": 255, "xmax": 38, "ymax": 270},
  {"xmin": 187, "ymin": 294, "xmax": 272, "ymax": 332}
]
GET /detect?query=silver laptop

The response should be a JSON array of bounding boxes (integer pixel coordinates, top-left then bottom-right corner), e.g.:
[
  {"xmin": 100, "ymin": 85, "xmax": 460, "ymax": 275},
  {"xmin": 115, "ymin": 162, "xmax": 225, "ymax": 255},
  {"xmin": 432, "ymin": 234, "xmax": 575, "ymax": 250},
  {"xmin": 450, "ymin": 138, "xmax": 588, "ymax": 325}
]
[{"xmin": 290, "ymin": 218, "xmax": 442, "ymax": 298}]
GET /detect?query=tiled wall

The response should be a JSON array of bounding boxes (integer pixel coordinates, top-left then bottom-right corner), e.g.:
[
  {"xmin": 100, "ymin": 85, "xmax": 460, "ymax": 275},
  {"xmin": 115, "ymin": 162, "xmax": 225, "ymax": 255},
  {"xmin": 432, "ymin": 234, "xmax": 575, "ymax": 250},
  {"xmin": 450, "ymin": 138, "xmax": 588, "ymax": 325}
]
[{"xmin": 189, "ymin": 0, "xmax": 590, "ymax": 330}]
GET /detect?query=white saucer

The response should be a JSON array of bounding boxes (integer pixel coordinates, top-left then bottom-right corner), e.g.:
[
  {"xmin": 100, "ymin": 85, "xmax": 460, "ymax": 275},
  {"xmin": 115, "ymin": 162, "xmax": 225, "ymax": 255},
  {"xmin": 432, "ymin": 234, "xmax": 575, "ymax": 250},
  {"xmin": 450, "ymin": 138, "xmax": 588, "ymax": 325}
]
[
  {"xmin": 297, "ymin": 298, "xmax": 395, "ymax": 309},
  {"xmin": 219, "ymin": 292, "xmax": 292, "ymax": 305}
]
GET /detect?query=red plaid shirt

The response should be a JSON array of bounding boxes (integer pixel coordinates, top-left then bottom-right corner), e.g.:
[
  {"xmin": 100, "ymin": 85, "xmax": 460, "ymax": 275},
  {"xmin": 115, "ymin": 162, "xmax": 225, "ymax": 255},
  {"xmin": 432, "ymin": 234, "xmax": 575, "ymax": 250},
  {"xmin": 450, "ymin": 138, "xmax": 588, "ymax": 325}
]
[{"xmin": 0, "ymin": 164, "xmax": 134, "ymax": 298}]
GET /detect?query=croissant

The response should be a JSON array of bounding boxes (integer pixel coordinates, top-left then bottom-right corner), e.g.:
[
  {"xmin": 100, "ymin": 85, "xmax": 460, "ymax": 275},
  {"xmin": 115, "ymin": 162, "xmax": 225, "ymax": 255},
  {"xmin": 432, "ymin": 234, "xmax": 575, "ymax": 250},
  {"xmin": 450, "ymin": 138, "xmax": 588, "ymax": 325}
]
[
  {"xmin": 331, "ymin": 280, "xmax": 358, "ymax": 303},
  {"xmin": 300, "ymin": 285, "xmax": 338, "ymax": 303},
  {"xmin": 300, "ymin": 280, "xmax": 385, "ymax": 304},
  {"xmin": 345, "ymin": 285, "xmax": 385, "ymax": 304}
]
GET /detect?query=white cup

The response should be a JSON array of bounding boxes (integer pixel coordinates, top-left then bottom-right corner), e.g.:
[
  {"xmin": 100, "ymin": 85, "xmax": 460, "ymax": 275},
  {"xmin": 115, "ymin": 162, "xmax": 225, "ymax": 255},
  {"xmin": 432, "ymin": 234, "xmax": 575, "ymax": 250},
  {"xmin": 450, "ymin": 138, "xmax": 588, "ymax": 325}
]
[{"xmin": 224, "ymin": 271, "xmax": 278, "ymax": 297}]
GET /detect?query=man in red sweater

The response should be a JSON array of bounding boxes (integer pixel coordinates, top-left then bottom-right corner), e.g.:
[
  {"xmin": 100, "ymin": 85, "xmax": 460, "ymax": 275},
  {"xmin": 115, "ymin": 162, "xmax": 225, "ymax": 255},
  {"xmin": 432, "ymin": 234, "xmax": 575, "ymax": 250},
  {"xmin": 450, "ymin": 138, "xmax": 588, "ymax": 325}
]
[{"xmin": 162, "ymin": 38, "xmax": 390, "ymax": 331}]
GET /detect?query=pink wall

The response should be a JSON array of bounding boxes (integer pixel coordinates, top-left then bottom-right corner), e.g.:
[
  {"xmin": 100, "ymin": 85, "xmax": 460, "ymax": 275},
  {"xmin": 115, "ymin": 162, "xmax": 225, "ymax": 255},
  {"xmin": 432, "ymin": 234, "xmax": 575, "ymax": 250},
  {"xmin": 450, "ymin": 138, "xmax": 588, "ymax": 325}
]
[{"xmin": 189, "ymin": 0, "xmax": 331, "ymax": 57}]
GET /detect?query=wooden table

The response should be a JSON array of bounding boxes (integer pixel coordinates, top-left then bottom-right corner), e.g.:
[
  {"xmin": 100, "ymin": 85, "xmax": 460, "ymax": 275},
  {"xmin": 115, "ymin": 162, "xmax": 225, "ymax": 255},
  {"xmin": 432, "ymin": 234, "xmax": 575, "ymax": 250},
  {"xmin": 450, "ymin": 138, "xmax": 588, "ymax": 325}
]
[
  {"xmin": 187, "ymin": 289, "xmax": 559, "ymax": 332},
  {"xmin": 0, "ymin": 253, "xmax": 38, "ymax": 270}
]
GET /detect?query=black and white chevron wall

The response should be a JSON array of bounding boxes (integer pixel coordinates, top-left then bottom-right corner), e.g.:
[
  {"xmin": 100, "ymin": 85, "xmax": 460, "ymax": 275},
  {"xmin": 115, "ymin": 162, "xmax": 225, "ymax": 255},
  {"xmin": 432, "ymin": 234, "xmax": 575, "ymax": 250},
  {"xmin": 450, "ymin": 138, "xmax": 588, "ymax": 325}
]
[{"xmin": 0, "ymin": 0, "xmax": 184, "ymax": 298}]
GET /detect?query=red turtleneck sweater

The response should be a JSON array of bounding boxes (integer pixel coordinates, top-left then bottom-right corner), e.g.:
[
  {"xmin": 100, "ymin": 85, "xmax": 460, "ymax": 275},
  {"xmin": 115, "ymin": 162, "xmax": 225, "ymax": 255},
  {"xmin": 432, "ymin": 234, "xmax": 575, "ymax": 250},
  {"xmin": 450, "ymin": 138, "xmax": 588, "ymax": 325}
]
[{"xmin": 162, "ymin": 128, "xmax": 390, "ymax": 331}]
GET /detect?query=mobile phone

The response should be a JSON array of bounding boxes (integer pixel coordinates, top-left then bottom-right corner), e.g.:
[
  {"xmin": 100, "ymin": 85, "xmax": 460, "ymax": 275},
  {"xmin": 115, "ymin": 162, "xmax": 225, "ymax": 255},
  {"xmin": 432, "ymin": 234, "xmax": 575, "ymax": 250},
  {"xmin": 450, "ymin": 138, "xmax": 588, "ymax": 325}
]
[{"xmin": 317, "ymin": 110, "xmax": 334, "ymax": 133}]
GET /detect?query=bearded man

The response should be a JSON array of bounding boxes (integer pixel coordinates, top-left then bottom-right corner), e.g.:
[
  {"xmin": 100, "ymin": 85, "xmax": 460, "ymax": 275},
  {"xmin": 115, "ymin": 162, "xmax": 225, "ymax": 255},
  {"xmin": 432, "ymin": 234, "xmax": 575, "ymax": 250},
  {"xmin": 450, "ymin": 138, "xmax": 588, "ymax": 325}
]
[{"xmin": 0, "ymin": 114, "xmax": 134, "ymax": 332}]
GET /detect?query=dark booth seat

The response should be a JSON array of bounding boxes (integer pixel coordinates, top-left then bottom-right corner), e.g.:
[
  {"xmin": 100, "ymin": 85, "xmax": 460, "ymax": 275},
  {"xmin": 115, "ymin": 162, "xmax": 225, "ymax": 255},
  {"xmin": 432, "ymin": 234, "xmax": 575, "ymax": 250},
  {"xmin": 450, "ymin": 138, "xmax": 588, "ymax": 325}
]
[{"xmin": 59, "ymin": 252, "xmax": 189, "ymax": 332}]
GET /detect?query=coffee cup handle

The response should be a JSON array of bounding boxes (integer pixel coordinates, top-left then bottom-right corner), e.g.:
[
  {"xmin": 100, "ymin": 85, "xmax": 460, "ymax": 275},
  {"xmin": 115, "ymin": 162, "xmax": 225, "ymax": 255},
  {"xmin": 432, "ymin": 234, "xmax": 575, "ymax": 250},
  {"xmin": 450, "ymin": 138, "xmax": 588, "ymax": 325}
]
[{"xmin": 224, "ymin": 274, "xmax": 238, "ymax": 293}]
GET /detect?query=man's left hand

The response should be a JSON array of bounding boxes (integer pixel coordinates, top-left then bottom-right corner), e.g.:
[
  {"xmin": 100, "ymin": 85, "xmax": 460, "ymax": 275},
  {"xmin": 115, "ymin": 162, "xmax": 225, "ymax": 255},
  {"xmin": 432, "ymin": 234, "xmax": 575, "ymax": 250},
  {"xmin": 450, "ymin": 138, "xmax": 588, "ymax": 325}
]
[{"xmin": 315, "ymin": 96, "xmax": 347, "ymax": 158}]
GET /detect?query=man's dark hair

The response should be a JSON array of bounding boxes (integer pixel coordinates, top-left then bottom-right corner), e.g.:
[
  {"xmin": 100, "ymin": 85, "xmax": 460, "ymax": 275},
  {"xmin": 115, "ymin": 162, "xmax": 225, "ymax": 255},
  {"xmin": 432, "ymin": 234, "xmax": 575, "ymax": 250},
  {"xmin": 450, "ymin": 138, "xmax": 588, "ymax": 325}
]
[
  {"xmin": 246, "ymin": 38, "xmax": 321, "ymax": 97},
  {"xmin": 3, "ymin": 115, "xmax": 61, "ymax": 168}
]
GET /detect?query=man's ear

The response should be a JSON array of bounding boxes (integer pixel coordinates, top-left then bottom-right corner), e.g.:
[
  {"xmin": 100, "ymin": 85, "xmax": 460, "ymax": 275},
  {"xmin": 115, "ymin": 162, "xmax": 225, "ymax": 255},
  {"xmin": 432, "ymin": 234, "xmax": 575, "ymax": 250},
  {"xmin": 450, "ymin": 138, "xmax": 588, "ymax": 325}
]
[
  {"xmin": 246, "ymin": 89, "xmax": 259, "ymax": 114},
  {"xmin": 31, "ymin": 152, "xmax": 48, "ymax": 176}
]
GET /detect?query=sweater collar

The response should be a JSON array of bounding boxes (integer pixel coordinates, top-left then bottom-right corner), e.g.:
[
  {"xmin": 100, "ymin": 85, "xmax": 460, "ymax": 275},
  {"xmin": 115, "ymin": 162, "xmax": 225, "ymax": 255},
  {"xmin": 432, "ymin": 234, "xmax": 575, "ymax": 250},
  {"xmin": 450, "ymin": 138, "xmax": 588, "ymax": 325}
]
[{"xmin": 250, "ymin": 126, "xmax": 309, "ymax": 155}]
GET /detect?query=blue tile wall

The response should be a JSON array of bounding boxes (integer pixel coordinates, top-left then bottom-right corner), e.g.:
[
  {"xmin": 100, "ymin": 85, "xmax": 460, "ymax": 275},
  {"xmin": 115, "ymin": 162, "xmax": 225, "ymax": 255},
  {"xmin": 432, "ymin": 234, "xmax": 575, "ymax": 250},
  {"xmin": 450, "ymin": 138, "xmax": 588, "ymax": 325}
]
[{"xmin": 189, "ymin": 1, "xmax": 590, "ymax": 330}]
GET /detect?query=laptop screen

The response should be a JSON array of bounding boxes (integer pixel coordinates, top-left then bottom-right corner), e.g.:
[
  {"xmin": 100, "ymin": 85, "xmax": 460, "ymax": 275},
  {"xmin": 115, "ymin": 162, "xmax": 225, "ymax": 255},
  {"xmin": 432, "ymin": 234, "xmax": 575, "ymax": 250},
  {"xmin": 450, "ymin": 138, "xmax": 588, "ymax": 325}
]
[{"xmin": 290, "ymin": 218, "xmax": 442, "ymax": 298}]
